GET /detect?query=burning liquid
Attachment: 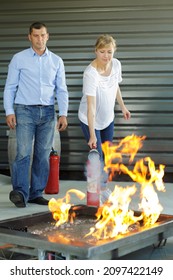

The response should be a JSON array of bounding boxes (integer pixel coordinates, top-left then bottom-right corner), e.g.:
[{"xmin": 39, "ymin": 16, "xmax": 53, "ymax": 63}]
[
  {"xmin": 48, "ymin": 134, "xmax": 166, "ymax": 240},
  {"xmin": 49, "ymin": 189, "xmax": 85, "ymax": 227}
]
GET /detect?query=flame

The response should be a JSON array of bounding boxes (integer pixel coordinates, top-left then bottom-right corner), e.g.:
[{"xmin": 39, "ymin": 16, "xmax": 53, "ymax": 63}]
[
  {"xmin": 48, "ymin": 134, "xmax": 166, "ymax": 241},
  {"xmin": 102, "ymin": 134, "xmax": 146, "ymax": 180},
  {"xmin": 85, "ymin": 184, "xmax": 143, "ymax": 239},
  {"xmin": 48, "ymin": 189, "xmax": 85, "ymax": 227},
  {"xmin": 116, "ymin": 157, "xmax": 165, "ymax": 226},
  {"xmin": 86, "ymin": 135, "xmax": 166, "ymax": 239}
]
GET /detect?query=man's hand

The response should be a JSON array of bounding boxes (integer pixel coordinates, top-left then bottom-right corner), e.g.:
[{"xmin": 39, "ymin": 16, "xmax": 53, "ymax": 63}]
[
  {"xmin": 57, "ymin": 116, "xmax": 68, "ymax": 131},
  {"xmin": 6, "ymin": 114, "xmax": 16, "ymax": 129}
]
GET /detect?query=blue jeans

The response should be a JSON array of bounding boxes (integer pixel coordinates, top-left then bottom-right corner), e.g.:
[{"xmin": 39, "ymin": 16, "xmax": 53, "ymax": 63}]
[
  {"xmin": 12, "ymin": 105, "xmax": 55, "ymax": 202},
  {"xmin": 80, "ymin": 121, "xmax": 114, "ymax": 187},
  {"xmin": 80, "ymin": 121, "xmax": 114, "ymax": 161}
]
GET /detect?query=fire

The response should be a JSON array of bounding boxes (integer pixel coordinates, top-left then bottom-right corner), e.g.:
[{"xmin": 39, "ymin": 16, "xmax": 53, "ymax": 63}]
[
  {"xmin": 48, "ymin": 189, "xmax": 85, "ymax": 227},
  {"xmin": 102, "ymin": 134, "xmax": 146, "ymax": 181},
  {"xmin": 85, "ymin": 184, "xmax": 143, "ymax": 239},
  {"xmin": 119, "ymin": 157, "xmax": 165, "ymax": 226},
  {"xmin": 48, "ymin": 134, "xmax": 166, "ymax": 241},
  {"xmin": 86, "ymin": 135, "xmax": 165, "ymax": 239}
]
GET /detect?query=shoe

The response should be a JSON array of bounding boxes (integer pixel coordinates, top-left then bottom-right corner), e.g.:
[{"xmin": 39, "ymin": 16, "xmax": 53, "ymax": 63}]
[
  {"xmin": 9, "ymin": 190, "xmax": 26, "ymax": 208},
  {"xmin": 28, "ymin": 197, "xmax": 49, "ymax": 205}
]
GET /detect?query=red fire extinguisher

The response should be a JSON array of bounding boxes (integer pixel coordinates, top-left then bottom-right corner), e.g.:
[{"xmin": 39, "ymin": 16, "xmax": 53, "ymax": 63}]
[{"xmin": 45, "ymin": 147, "xmax": 60, "ymax": 194}]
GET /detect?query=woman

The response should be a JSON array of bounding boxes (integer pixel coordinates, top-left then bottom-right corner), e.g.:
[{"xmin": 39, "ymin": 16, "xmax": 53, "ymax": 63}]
[{"xmin": 78, "ymin": 34, "xmax": 130, "ymax": 200}]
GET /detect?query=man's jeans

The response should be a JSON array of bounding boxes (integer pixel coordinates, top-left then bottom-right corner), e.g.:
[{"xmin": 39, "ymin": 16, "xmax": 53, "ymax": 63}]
[{"xmin": 12, "ymin": 104, "xmax": 55, "ymax": 202}]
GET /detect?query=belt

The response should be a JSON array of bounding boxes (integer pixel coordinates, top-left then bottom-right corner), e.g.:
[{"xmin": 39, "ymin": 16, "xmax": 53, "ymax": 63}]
[
  {"xmin": 15, "ymin": 104, "xmax": 53, "ymax": 107},
  {"xmin": 34, "ymin": 104, "xmax": 45, "ymax": 106}
]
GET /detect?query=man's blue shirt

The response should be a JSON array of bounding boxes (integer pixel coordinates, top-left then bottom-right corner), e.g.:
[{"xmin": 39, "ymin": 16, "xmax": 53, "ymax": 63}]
[{"xmin": 3, "ymin": 47, "xmax": 68, "ymax": 116}]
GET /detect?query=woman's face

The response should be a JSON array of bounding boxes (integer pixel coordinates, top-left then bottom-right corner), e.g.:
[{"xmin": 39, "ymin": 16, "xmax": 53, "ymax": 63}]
[{"xmin": 95, "ymin": 43, "xmax": 115, "ymax": 65}]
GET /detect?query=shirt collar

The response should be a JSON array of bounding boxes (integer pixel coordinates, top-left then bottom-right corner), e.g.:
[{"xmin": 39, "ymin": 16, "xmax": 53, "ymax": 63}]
[{"xmin": 30, "ymin": 47, "xmax": 48, "ymax": 57}]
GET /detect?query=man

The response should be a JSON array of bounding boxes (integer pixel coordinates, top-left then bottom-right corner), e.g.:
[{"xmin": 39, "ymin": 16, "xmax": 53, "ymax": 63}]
[{"xmin": 3, "ymin": 22, "xmax": 69, "ymax": 207}]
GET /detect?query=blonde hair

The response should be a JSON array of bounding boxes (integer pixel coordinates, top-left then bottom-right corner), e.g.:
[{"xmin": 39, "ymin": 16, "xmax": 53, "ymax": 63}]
[{"xmin": 95, "ymin": 34, "xmax": 116, "ymax": 51}]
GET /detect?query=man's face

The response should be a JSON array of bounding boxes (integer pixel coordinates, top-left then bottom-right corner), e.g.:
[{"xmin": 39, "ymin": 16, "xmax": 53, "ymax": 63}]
[{"xmin": 28, "ymin": 27, "xmax": 49, "ymax": 53}]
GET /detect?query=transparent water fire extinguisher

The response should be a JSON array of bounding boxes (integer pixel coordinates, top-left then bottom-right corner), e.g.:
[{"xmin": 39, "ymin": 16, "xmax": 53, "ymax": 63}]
[
  {"xmin": 45, "ymin": 147, "xmax": 60, "ymax": 194},
  {"xmin": 86, "ymin": 148, "xmax": 101, "ymax": 207}
]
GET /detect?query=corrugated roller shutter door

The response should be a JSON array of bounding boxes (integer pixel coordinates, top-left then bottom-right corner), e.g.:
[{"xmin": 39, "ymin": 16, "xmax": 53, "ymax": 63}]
[{"xmin": 0, "ymin": 0, "xmax": 173, "ymax": 178}]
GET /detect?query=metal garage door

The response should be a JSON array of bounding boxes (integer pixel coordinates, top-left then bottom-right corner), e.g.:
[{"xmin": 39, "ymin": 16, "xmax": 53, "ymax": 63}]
[{"xmin": 0, "ymin": 0, "xmax": 173, "ymax": 179}]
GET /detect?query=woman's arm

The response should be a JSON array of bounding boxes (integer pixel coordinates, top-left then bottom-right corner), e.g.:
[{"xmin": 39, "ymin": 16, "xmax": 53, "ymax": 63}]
[
  {"xmin": 87, "ymin": 95, "xmax": 97, "ymax": 148},
  {"xmin": 116, "ymin": 86, "xmax": 131, "ymax": 120}
]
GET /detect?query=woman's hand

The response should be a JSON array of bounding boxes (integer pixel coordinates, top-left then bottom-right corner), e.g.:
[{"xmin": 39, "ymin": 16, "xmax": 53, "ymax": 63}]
[
  {"xmin": 122, "ymin": 107, "xmax": 131, "ymax": 120},
  {"xmin": 88, "ymin": 135, "xmax": 97, "ymax": 149}
]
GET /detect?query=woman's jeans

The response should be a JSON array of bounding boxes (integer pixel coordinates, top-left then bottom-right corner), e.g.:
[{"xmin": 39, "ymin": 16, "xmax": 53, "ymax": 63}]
[
  {"xmin": 12, "ymin": 105, "xmax": 55, "ymax": 202},
  {"xmin": 80, "ymin": 121, "xmax": 114, "ymax": 187}
]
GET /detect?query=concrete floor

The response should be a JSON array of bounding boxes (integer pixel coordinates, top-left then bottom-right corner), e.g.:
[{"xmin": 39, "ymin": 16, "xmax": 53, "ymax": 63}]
[{"xmin": 0, "ymin": 174, "xmax": 173, "ymax": 259}]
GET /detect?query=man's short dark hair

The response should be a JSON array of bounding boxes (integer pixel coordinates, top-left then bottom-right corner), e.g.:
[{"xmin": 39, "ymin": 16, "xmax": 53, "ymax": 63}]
[{"xmin": 29, "ymin": 22, "xmax": 47, "ymax": 34}]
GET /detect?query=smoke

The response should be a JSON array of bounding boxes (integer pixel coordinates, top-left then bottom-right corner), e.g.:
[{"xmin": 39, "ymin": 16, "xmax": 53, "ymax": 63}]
[{"xmin": 85, "ymin": 149, "xmax": 101, "ymax": 189}]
